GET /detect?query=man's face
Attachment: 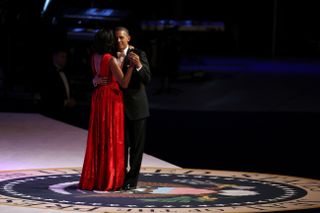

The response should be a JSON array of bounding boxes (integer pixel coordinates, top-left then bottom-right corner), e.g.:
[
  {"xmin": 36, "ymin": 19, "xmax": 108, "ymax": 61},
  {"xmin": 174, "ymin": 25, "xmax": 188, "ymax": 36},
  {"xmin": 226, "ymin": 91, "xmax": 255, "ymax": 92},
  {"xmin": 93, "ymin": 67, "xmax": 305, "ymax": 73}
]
[
  {"xmin": 115, "ymin": 30, "xmax": 130, "ymax": 51},
  {"xmin": 54, "ymin": 51, "xmax": 67, "ymax": 68}
]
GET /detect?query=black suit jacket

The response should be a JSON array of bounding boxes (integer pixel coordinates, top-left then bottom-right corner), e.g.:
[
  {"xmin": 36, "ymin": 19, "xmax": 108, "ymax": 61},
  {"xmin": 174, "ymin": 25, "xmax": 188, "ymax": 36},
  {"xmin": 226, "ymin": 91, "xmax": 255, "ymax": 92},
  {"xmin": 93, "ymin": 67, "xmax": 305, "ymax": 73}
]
[
  {"xmin": 121, "ymin": 48, "xmax": 151, "ymax": 120},
  {"xmin": 40, "ymin": 64, "xmax": 70, "ymax": 117}
]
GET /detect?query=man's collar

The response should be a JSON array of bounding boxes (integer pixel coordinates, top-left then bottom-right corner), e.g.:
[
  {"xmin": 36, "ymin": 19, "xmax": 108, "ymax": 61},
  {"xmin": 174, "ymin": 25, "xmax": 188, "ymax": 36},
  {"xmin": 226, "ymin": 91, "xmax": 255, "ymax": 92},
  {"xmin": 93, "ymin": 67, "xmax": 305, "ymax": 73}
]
[
  {"xmin": 122, "ymin": 46, "xmax": 129, "ymax": 55},
  {"xmin": 54, "ymin": 63, "xmax": 63, "ymax": 71}
]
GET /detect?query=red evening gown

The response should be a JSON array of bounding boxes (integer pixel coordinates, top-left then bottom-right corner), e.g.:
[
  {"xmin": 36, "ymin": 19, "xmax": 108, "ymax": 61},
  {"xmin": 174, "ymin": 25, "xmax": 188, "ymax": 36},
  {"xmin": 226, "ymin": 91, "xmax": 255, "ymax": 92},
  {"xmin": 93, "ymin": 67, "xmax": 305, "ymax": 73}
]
[{"xmin": 79, "ymin": 53, "xmax": 125, "ymax": 191}]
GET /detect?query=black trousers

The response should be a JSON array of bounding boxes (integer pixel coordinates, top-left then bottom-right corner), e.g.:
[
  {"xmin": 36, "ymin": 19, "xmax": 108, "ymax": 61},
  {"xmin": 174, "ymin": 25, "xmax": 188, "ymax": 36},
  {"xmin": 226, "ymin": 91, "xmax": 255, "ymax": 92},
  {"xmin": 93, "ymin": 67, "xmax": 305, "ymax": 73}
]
[{"xmin": 124, "ymin": 117, "xmax": 147, "ymax": 186}]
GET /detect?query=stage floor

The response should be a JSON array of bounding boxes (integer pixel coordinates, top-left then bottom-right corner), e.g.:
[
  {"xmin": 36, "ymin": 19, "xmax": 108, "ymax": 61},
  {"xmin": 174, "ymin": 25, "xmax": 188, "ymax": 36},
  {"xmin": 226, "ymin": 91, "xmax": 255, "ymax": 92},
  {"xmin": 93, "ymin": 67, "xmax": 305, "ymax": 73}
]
[
  {"xmin": 1, "ymin": 112, "xmax": 320, "ymax": 213},
  {"xmin": 0, "ymin": 112, "xmax": 179, "ymax": 171},
  {"xmin": 0, "ymin": 112, "xmax": 179, "ymax": 213}
]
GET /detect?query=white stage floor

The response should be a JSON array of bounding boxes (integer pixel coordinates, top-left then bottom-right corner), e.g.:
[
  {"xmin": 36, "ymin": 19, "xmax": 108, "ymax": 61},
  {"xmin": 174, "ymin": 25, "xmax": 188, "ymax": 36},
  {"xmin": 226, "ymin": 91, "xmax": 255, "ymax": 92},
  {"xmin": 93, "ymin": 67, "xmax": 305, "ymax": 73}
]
[{"xmin": 0, "ymin": 112, "xmax": 179, "ymax": 213}]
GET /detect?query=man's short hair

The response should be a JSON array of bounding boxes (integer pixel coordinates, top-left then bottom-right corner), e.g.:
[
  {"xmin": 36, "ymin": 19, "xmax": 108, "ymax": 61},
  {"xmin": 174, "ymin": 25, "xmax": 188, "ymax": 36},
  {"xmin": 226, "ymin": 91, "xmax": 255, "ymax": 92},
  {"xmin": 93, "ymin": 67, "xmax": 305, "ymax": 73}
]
[{"xmin": 114, "ymin": 26, "xmax": 130, "ymax": 36}]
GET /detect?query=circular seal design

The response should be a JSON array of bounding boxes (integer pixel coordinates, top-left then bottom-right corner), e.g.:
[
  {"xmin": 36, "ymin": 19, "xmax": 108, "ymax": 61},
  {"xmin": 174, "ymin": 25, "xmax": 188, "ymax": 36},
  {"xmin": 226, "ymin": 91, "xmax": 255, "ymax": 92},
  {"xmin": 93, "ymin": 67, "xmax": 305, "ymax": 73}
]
[{"xmin": 0, "ymin": 167, "xmax": 320, "ymax": 212}]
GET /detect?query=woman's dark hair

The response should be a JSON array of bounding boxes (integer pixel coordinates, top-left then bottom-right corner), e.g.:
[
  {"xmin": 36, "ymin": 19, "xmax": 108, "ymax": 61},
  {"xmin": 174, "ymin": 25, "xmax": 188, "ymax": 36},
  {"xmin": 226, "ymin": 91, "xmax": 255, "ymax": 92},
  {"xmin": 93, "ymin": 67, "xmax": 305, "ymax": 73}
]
[{"xmin": 92, "ymin": 28, "xmax": 115, "ymax": 54}]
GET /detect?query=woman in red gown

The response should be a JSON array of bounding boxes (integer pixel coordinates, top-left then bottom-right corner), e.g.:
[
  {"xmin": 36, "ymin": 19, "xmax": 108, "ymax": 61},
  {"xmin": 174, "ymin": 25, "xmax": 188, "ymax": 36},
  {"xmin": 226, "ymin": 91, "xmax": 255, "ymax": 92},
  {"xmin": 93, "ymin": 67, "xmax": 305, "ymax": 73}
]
[{"xmin": 79, "ymin": 29, "xmax": 133, "ymax": 191}]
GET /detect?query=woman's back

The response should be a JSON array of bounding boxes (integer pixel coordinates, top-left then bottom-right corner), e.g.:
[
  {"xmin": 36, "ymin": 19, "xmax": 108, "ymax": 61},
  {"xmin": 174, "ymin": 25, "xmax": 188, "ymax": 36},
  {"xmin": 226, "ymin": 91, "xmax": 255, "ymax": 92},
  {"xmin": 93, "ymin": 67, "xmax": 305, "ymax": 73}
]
[{"xmin": 92, "ymin": 53, "xmax": 115, "ymax": 81}]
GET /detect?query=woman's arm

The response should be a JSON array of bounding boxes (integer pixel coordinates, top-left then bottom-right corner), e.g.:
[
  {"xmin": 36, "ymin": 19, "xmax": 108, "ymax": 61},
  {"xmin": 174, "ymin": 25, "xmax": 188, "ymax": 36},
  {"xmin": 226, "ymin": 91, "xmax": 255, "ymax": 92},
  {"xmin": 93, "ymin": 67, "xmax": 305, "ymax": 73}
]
[{"xmin": 109, "ymin": 57, "xmax": 133, "ymax": 88}]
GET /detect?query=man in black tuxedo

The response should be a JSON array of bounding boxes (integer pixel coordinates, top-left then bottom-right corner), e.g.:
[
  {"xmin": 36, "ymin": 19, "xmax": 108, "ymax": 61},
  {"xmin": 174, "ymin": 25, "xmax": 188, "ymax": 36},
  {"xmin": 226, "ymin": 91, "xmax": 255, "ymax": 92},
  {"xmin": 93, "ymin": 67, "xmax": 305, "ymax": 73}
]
[
  {"xmin": 40, "ymin": 48, "xmax": 77, "ymax": 123},
  {"xmin": 114, "ymin": 26, "xmax": 151, "ymax": 190}
]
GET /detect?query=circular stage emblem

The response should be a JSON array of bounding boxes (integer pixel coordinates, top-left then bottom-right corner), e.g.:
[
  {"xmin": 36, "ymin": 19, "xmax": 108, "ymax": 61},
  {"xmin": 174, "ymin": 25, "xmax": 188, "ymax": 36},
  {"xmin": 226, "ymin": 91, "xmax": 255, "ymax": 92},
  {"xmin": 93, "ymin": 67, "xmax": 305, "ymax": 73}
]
[{"xmin": 0, "ymin": 167, "xmax": 320, "ymax": 212}]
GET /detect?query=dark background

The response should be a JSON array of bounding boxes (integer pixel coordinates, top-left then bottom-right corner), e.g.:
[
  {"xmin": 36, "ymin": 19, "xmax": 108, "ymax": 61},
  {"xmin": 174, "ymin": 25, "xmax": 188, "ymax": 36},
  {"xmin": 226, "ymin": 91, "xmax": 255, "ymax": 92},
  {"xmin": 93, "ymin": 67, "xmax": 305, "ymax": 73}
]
[{"xmin": 1, "ymin": 1, "xmax": 320, "ymax": 198}]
